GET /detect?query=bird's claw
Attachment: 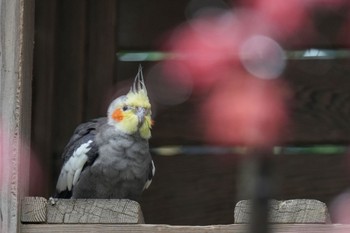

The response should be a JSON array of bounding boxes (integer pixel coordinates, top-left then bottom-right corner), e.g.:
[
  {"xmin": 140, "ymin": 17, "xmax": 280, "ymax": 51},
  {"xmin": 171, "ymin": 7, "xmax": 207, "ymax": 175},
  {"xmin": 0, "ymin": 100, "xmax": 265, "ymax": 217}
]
[{"xmin": 49, "ymin": 197, "xmax": 58, "ymax": 205}]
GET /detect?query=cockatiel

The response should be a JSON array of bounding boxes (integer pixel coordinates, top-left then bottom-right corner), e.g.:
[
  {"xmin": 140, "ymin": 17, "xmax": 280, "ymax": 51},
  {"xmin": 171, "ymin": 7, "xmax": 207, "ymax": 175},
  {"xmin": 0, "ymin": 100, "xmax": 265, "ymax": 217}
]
[{"xmin": 53, "ymin": 65, "xmax": 155, "ymax": 201}]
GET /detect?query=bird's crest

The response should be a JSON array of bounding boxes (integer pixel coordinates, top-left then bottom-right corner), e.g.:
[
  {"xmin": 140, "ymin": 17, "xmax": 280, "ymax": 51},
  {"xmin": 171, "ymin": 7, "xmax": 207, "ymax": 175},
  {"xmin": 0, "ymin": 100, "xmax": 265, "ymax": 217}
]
[
  {"xmin": 126, "ymin": 65, "xmax": 151, "ymax": 108},
  {"xmin": 131, "ymin": 65, "xmax": 147, "ymax": 95}
]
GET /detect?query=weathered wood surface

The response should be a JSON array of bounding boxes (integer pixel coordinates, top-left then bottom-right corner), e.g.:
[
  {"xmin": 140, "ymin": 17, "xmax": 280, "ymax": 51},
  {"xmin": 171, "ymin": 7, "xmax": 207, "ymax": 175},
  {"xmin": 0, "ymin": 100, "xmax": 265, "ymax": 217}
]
[
  {"xmin": 0, "ymin": 0, "xmax": 34, "ymax": 233},
  {"xmin": 21, "ymin": 197, "xmax": 47, "ymax": 223},
  {"xmin": 20, "ymin": 224, "xmax": 350, "ymax": 233},
  {"xmin": 234, "ymin": 199, "xmax": 330, "ymax": 224},
  {"xmin": 20, "ymin": 198, "xmax": 144, "ymax": 224}
]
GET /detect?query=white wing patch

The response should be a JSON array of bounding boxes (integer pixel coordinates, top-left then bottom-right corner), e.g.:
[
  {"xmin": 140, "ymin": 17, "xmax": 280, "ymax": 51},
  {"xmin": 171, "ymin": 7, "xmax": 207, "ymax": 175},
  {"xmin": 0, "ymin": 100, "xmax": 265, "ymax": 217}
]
[
  {"xmin": 143, "ymin": 160, "xmax": 155, "ymax": 190},
  {"xmin": 56, "ymin": 140, "xmax": 93, "ymax": 192}
]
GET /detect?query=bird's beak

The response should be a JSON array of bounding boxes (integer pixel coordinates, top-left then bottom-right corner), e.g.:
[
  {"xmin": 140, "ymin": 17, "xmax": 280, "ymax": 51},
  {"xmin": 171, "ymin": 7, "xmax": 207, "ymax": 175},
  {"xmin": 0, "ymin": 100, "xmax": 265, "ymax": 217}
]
[{"xmin": 136, "ymin": 107, "xmax": 146, "ymax": 126}]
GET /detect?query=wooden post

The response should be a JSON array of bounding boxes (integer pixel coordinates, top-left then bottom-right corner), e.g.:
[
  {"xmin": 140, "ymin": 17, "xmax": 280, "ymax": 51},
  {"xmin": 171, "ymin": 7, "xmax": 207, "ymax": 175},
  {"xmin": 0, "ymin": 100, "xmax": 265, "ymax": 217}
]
[{"xmin": 0, "ymin": 0, "xmax": 34, "ymax": 232}]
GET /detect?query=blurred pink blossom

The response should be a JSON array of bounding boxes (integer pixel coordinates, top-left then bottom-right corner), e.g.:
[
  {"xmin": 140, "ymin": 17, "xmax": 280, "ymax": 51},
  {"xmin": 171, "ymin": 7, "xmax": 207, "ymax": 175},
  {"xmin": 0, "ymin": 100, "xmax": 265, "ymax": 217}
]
[
  {"xmin": 160, "ymin": 0, "xmax": 349, "ymax": 147},
  {"xmin": 330, "ymin": 190, "xmax": 350, "ymax": 224},
  {"xmin": 201, "ymin": 72, "xmax": 288, "ymax": 147},
  {"xmin": 0, "ymin": 123, "xmax": 44, "ymax": 196},
  {"xmin": 251, "ymin": 0, "xmax": 309, "ymax": 39}
]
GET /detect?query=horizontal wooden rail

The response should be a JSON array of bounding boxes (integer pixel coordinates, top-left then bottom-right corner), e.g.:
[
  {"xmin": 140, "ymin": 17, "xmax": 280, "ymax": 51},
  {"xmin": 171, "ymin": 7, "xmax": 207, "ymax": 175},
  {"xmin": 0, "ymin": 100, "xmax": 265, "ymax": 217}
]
[{"xmin": 21, "ymin": 224, "xmax": 350, "ymax": 233}]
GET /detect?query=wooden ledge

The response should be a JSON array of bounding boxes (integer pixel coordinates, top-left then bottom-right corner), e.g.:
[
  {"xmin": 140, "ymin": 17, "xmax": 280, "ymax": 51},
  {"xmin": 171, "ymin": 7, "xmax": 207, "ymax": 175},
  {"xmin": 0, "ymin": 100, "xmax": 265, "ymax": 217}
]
[
  {"xmin": 21, "ymin": 197, "xmax": 144, "ymax": 224},
  {"xmin": 234, "ymin": 199, "xmax": 330, "ymax": 224},
  {"xmin": 20, "ymin": 224, "xmax": 350, "ymax": 233}
]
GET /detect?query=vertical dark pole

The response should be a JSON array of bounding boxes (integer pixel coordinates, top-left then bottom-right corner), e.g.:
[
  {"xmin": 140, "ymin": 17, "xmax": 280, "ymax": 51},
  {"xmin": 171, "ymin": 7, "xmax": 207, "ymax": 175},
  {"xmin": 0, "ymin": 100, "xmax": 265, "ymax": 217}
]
[
  {"xmin": 251, "ymin": 152, "xmax": 274, "ymax": 233},
  {"xmin": 238, "ymin": 149, "xmax": 275, "ymax": 233}
]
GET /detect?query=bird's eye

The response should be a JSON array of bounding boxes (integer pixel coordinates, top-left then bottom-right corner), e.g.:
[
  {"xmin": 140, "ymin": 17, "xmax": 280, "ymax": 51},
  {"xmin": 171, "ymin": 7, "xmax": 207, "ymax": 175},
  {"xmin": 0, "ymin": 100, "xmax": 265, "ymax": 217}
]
[{"xmin": 122, "ymin": 106, "xmax": 129, "ymax": 111}]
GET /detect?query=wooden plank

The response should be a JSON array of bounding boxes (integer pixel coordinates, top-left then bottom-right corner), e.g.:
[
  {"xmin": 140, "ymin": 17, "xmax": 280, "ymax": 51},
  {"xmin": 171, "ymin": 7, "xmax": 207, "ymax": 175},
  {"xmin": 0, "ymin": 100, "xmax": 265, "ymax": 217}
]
[
  {"xmin": 46, "ymin": 199, "xmax": 144, "ymax": 224},
  {"xmin": 276, "ymin": 153, "xmax": 350, "ymax": 202},
  {"xmin": 117, "ymin": 0, "xmax": 232, "ymax": 49},
  {"xmin": 141, "ymin": 153, "xmax": 240, "ymax": 225},
  {"xmin": 20, "ymin": 224, "xmax": 350, "ymax": 233},
  {"xmin": 20, "ymin": 198, "xmax": 145, "ymax": 224},
  {"xmin": 0, "ymin": 0, "xmax": 34, "ymax": 233},
  {"xmin": 140, "ymin": 153, "xmax": 349, "ymax": 225},
  {"xmin": 31, "ymin": 0, "xmax": 57, "ymax": 197},
  {"xmin": 117, "ymin": 0, "xmax": 349, "ymax": 50},
  {"xmin": 52, "ymin": 0, "xmax": 87, "ymax": 175},
  {"xmin": 53, "ymin": 0, "xmax": 87, "ymax": 140},
  {"xmin": 23, "ymin": 224, "xmax": 244, "ymax": 233},
  {"xmin": 234, "ymin": 199, "xmax": 330, "ymax": 224},
  {"xmin": 117, "ymin": 0, "xmax": 191, "ymax": 50},
  {"xmin": 284, "ymin": 59, "xmax": 350, "ymax": 144},
  {"xmin": 84, "ymin": 0, "xmax": 117, "ymax": 120}
]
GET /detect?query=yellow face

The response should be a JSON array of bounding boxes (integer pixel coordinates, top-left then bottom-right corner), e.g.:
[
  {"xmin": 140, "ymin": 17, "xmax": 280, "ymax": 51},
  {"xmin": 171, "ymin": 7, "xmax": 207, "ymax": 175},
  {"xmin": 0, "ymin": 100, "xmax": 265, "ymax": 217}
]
[{"xmin": 108, "ymin": 90, "xmax": 152, "ymax": 139}]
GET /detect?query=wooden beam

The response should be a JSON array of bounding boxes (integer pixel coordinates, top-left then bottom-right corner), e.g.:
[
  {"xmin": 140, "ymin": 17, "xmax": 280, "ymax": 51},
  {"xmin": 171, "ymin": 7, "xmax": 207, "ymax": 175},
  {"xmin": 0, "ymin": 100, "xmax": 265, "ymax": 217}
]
[
  {"xmin": 21, "ymin": 197, "xmax": 144, "ymax": 224},
  {"xmin": 117, "ymin": 0, "xmax": 350, "ymax": 50},
  {"xmin": 234, "ymin": 199, "xmax": 330, "ymax": 224},
  {"xmin": 31, "ymin": 0, "xmax": 57, "ymax": 197},
  {"xmin": 0, "ymin": 0, "xmax": 34, "ymax": 233},
  {"xmin": 84, "ymin": 0, "xmax": 118, "ymax": 120},
  {"xmin": 51, "ymin": 0, "xmax": 87, "ymax": 180},
  {"xmin": 284, "ymin": 59, "xmax": 350, "ymax": 144},
  {"xmin": 20, "ymin": 224, "xmax": 350, "ymax": 233},
  {"xmin": 117, "ymin": 0, "xmax": 190, "ymax": 50}
]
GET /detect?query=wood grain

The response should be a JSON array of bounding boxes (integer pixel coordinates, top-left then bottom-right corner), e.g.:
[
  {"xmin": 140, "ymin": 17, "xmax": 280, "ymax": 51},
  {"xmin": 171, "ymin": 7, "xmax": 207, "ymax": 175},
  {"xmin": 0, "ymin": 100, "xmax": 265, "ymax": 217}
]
[
  {"xmin": 21, "ymin": 197, "xmax": 47, "ymax": 223},
  {"xmin": 234, "ymin": 199, "xmax": 330, "ymax": 224},
  {"xmin": 20, "ymin": 224, "xmax": 350, "ymax": 233},
  {"xmin": 20, "ymin": 198, "xmax": 145, "ymax": 224},
  {"xmin": 47, "ymin": 199, "xmax": 144, "ymax": 224},
  {"xmin": 0, "ymin": 0, "xmax": 34, "ymax": 232}
]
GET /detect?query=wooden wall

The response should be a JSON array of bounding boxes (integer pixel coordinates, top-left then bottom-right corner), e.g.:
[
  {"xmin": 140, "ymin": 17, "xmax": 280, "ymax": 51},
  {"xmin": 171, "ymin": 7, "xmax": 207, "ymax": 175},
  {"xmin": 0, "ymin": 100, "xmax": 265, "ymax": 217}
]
[
  {"xmin": 141, "ymin": 153, "xmax": 350, "ymax": 225},
  {"xmin": 32, "ymin": 0, "xmax": 350, "ymax": 225},
  {"xmin": 0, "ymin": 0, "xmax": 35, "ymax": 232}
]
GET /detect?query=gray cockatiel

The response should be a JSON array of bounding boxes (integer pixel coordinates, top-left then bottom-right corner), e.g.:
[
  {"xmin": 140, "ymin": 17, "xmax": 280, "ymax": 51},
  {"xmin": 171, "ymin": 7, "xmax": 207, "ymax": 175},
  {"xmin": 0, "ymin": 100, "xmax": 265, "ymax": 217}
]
[{"xmin": 54, "ymin": 66, "xmax": 155, "ymax": 201}]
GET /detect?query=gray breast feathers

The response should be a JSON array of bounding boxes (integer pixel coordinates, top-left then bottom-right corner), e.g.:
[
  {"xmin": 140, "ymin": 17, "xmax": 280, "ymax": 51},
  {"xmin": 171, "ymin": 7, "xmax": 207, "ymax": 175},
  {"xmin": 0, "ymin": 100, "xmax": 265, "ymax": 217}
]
[{"xmin": 54, "ymin": 118, "xmax": 154, "ymax": 200}]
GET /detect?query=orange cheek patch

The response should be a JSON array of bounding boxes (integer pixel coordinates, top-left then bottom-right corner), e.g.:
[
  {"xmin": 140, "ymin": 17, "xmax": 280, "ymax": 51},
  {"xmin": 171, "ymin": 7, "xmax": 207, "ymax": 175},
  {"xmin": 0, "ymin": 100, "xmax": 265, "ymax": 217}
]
[{"xmin": 112, "ymin": 108, "xmax": 124, "ymax": 122}]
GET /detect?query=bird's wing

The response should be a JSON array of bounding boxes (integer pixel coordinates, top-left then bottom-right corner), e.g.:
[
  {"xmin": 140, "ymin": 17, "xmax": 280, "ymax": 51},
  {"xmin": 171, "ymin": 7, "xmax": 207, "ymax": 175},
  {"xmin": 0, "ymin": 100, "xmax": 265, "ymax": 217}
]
[
  {"xmin": 55, "ymin": 118, "xmax": 106, "ymax": 197},
  {"xmin": 143, "ymin": 160, "xmax": 155, "ymax": 190}
]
